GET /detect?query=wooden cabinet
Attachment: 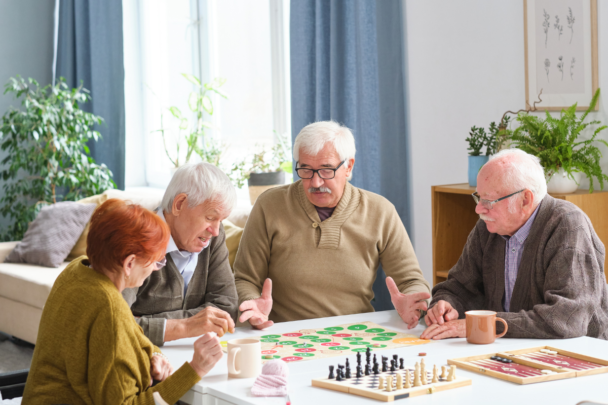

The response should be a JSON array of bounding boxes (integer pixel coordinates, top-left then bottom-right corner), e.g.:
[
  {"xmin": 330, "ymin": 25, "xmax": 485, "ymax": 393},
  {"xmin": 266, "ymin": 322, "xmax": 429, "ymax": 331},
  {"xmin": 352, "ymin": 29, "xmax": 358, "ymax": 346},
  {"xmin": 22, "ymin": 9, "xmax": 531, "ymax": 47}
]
[{"xmin": 432, "ymin": 183, "xmax": 608, "ymax": 286}]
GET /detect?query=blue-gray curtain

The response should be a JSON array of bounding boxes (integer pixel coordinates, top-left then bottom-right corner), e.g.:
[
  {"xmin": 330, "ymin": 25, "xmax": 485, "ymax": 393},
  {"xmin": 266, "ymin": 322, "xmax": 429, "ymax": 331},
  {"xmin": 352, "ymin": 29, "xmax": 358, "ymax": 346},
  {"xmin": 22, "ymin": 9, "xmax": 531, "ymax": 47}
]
[
  {"xmin": 55, "ymin": 0, "xmax": 125, "ymax": 190},
  {"xmin": 290, "ymin": 0, "xmax": 411, "ymax": 311}
]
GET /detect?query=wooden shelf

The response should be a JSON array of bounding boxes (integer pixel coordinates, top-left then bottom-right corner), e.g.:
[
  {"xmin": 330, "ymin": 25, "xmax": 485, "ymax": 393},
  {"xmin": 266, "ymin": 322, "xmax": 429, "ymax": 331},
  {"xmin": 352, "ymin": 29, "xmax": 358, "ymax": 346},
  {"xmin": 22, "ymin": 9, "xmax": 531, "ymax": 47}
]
[{"xmin": 432, "ymin": 183, "xmax": 608, "ymax": 286}]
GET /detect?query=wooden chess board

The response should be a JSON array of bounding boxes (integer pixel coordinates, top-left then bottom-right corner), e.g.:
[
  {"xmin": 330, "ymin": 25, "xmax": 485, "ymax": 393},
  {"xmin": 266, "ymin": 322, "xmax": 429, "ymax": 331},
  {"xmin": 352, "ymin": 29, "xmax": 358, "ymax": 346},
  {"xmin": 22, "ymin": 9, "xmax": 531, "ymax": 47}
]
[
  {"xmin": 312, "ymin": 356, "xmax": 471, "ymax": 402},
  {"xmin": 448, "ymin": 346, "xmax": 608, "ymax": 385}
]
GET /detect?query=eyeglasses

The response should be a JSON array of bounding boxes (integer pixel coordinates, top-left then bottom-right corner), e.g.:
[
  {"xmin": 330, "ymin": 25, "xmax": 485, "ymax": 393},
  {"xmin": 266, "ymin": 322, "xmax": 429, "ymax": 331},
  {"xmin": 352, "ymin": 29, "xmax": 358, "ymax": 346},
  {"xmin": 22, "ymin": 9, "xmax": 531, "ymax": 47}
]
[
  {"xmin": 471, "ymin": 189, "xmax": 525, "ymax": 210},
  {"xmin": 295, "ymin": 161, "xmax": 345, "ymax": 180},
  {"xmin": 153, "ymin": 257, "xmax": 167, "ymax": 270}
]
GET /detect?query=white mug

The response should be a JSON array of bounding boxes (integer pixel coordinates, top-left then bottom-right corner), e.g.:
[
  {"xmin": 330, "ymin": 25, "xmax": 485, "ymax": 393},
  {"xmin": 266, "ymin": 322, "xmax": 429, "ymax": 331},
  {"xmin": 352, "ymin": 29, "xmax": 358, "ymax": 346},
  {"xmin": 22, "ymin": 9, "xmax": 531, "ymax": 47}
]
[{"xmin": 227, "ymin": 338, "xmax": 262, "ymax": 378}]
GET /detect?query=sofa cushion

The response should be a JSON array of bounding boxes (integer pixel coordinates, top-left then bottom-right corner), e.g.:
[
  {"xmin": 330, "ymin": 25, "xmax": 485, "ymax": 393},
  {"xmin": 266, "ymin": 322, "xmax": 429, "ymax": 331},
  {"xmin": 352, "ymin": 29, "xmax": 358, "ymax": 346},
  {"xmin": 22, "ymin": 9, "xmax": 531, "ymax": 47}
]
[
  {"xmin": 223, "ymin": 220, "xmax": 243, "ymax": 269},
  {"xmin": 0, "ymin": 262, "xmax": 68, "ymax": 309},
  {"xmin": 6, "ymin": 202, "xmax": 96, "ymax": 268},
  {"xmin": 67, "ymin": 194, "xmax": 109, "ymax": 261}
]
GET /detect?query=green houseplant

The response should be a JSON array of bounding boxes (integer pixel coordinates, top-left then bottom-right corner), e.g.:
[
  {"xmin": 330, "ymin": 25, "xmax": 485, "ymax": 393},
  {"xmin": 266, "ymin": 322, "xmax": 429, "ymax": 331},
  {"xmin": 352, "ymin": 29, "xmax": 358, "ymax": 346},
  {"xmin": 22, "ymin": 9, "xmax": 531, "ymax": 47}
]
[
  {"xmin": 153, "ymin": 74, "xmax": 227, "ymax": 169},
  {"xmin": 466, "ymin": 117, "xmax": 511, "ymax": 186},
  {"xmin": 511, "ymin": 88, "xmax": 608, "ymax": 193},
  {"xmin": 0, "ymin": 76, "xmax": 115, "ymax": 241}
]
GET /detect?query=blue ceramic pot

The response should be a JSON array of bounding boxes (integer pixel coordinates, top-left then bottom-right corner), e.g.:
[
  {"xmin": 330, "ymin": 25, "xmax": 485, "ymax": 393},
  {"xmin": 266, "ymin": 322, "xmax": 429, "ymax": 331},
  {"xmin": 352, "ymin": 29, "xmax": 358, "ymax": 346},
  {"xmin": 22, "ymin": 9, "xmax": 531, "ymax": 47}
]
[{"xmin": 468, "ymin": 155, "xmax": 489, "ymax": 187}]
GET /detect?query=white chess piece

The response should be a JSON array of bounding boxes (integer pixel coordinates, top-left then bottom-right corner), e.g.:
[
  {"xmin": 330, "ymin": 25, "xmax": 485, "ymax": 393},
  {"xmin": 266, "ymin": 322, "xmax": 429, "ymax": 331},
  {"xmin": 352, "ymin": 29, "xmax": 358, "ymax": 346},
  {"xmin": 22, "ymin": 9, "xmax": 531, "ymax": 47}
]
[
  {"xmin": 432, "ymin": 365, "xmax": 439, "ymax": 383},
  {"xmin": 413, "ymin": 363, "xmax": 422, "ymax": 386},
  {"xmin": 378, "ymin": 376, "xmax": 384, "ymax": 390},
  {"xmin": 405, "ymin": 369, "xmax": 412, "ymax": 388},
  {"xmin": 441, "ymin": 365, "xmax": 447, "ymax": 379},
  {"xmin": 386, "ymin": 375, "xmax": 393, "ymax": 392},
  {"xmin": 396, "ymin": 373, "xmax": 403, "ymax": 390}
]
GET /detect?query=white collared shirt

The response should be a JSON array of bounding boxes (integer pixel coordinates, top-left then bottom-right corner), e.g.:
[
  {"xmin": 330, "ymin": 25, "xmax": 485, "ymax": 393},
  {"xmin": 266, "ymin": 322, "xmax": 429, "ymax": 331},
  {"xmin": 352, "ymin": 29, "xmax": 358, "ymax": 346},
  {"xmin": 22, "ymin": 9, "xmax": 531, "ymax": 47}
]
[{"xmin": 157, "ymin": 209, "xmax": 204, "ymax": 296}]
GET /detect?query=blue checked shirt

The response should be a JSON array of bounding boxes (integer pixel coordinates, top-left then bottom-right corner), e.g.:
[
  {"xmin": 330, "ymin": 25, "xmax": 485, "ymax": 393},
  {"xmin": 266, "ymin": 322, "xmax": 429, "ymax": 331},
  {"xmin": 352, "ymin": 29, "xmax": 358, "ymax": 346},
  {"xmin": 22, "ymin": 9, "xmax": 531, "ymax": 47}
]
[{"xmin": 500, "ymin": 205, "xmax": 540, "ymax": 312}]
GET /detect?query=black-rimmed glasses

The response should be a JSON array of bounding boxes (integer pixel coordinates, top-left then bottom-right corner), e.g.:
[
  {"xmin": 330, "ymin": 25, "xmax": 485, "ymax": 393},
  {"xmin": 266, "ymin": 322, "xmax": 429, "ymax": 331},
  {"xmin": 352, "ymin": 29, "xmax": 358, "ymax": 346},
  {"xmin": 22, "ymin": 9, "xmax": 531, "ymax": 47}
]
[
  {"xmin": 472, "ymin": 189, "xmax": 525, "ymax": 210},
  {"xmin": 295, "ymin": 160, "xmax": 345, "ymax": 180}
]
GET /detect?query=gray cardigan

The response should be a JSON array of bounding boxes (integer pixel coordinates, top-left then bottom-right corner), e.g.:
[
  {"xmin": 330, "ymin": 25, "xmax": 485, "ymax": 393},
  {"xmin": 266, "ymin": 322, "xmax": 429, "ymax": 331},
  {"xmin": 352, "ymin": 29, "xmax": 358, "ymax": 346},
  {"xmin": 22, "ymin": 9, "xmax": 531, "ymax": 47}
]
[
  {"xmin": 431, "ymin": 195, "xmax": 608, "ymax": 339},
  {"xmin": 122, "ymin": 224, "xmax": 238, "ymax": 346}
]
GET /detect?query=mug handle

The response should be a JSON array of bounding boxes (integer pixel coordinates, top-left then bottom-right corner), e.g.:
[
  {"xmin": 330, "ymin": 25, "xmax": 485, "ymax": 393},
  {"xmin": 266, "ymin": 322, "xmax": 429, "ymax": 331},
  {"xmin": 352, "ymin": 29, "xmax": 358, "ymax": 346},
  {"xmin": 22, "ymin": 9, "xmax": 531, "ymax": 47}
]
[
  {"xmin": 229, "ymin": 347, "xmax": 241, "ymax": 375},
  {"xmin": 495, "ymin": 317, "xmax": 508, "ymax": 338}
]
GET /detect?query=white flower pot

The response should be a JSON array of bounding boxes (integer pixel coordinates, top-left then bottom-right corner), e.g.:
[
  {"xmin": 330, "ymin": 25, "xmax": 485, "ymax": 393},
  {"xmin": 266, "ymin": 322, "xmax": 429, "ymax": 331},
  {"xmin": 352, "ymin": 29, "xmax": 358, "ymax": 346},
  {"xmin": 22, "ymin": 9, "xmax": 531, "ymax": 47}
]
[{"xmin": 546, "ymin": 168, "xmax": 582, "ymax": 194}]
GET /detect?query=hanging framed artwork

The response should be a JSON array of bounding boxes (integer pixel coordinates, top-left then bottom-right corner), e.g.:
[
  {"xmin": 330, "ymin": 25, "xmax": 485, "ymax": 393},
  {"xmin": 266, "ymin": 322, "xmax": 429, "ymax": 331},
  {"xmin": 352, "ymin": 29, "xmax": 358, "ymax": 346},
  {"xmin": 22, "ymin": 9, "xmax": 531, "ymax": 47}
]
[{"xmin": 524, "ymin": 0, "xmax": 598, "ymax": 110}]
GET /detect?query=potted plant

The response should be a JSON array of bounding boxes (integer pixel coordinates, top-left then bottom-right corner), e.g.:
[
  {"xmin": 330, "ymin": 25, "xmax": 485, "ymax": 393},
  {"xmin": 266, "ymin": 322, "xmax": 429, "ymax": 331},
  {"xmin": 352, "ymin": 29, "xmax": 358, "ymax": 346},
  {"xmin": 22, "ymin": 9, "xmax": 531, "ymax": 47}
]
[
  {"xmin": 152, "ymin": 74, "xmax": 227, "ymax": 171},
  {"xmin": 0, "ymin": 76, "xmax": 115, "ymax": 241},
  {"xmin": 231, "ymin": 132, "xmax": 293, "ymax": 204},
  {"xmin": 511, "ymin": 89, "xmax": 608, "ymax": 193}
]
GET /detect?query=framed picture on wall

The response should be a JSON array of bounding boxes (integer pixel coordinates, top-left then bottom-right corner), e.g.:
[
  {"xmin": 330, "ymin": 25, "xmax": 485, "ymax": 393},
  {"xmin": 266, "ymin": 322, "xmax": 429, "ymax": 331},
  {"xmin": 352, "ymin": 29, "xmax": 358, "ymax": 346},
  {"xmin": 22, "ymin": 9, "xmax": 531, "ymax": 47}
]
[{"xmin": 524, "ymin": 0, "xmax": 598, "ymax": 111}]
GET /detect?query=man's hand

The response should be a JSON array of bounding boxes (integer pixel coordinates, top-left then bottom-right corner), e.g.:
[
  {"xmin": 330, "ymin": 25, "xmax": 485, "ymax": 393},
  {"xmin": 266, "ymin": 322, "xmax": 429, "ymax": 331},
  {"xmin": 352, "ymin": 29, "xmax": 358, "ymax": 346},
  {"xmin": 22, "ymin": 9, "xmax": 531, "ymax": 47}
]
[
  {"xmin": 150, "ymin": 353, "xmax": 173, "ymax": 385},
  {"xmin": 425, "ymin": 300, "xmax": 459, "ymax": 326},
  {"xmin": 386, "ymin": 277, "xmax": 430, "ymax": 329},
  {"xmin": 239, "ymin": 278, "xmax": 273, "ymax": 330},
  {"xmin": 184, "ymin": 306, "xmax": 236, "ymax": 338},
  {"xmin": 420, "ymin": 319, "xmax": 466, "ymax": 340}
]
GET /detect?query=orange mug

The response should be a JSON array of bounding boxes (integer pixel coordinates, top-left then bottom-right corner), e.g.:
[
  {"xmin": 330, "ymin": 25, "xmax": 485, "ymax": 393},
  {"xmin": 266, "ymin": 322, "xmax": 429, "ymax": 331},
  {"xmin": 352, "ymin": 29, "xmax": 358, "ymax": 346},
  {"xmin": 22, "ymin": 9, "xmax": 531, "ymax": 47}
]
[{"xmin": 465, "ymin": 310, "xmax": 508, "ymax": 344}]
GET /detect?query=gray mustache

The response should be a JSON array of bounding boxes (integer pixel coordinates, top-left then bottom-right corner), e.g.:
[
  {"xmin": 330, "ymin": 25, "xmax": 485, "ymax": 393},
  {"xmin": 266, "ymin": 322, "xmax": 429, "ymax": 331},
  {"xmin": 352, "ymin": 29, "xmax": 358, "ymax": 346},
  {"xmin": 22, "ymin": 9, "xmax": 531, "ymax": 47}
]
[{"xmin": 308, "ymin": 187, "xmax": 332, "ymax": 194}]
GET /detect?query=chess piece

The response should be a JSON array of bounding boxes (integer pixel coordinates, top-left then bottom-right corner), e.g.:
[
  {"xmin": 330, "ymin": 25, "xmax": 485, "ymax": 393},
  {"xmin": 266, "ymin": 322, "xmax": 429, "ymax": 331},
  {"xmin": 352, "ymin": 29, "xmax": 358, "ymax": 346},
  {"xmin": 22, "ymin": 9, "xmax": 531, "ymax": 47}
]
[
  {"xmin": 378, "ymin": 376, "xmax": 384, "ymax": 390},
  {"xmin": 346, "ymin": 359, "xmax": 350, "ymax": 368},
  {"xmin": 357, "ymin": 352, "xmax": 362, "ymax": 365},
  {"xmin": 432, "ymin": 365, "xmax": 439, "ymax": 383},
  {"xmin": 328, "ymin": 365, "xmax": 335, "ymax": 379},
  {"xmin": 336, "ymin": 370, "xmax": 343, "ymax": 381},
  {"xmin": 356, "ymin": 365, "xmax": 362, "ymax": 378},
  {"xmin": 386, "ymin": 375, "xmax": 393, "ymax": 392},
  {"xmin": 373, "ymin": 354, "xmax": 377, "ymax": 364},
  {"xmin": 421, "ymin": 366, "xmax": 427, "ymax": 385},
  {"xmin": 382, "ymin": 357, "xmax": 388, "ymax": 372},
  {"xmin": 373, "ymin": 363, "xmax": 379, "ymax": 375},
  {"xmin": 396, "ymin": 373, "xmax": 403, "ymax": 390},
  {"xmin": 405, "ymin": 369, "xmax": 412, "ymax": 388},
  {"xmin": 413, "ymin": 363, "xmax": 422, "ymax": 387},
  {"xmin": 365, "ymin": 363, "xmax": 371, "ymax": 376},
  {"xmin": 393, "ymin": 354, "xmax": 398, "ymax": 364},
  {"xmin": 440, "ymin": 365, "xmax": 447, "ymax": 379},
  {"xmin": 447, "ymin": 365, "xmax": 456, "ymax": 382},
  {"xmin": 390, "ymin": 359, "xmax": 396, "ymax": 372},
  {"xmin": 345, "ymin": 367, "xmax": 351, "ymax": 379},
  {"xmin": 399, "ymin": 358, "xmax": 404, "ymax": 369}
]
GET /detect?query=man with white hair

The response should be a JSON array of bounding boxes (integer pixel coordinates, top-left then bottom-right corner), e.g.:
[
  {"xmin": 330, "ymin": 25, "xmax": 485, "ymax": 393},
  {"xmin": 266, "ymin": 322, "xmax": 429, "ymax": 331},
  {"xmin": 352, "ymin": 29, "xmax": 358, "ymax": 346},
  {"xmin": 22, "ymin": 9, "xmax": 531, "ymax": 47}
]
[
  {"xmin": 234, "ymin": 121, "xmax": 431, "ymax": 329},
  {"xmin": 422, "ymin": 149, "xmax": 608, "ymax": 340},
  {"xmin": 123, "ymin": 162, "xmax": 239, "ymax": 346}
]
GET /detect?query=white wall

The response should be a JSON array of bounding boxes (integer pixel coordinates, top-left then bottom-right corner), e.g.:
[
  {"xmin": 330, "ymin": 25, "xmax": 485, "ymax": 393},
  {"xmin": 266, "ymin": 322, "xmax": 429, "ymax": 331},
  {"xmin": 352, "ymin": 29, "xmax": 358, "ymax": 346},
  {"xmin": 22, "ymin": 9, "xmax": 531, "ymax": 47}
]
[
  {"xmin": 0, "ymin": 0, "xmax": 55, "ymax": 232},
  {"xmin": 403, "ymin": 1, "xmax": 608, "ymax": 283}
]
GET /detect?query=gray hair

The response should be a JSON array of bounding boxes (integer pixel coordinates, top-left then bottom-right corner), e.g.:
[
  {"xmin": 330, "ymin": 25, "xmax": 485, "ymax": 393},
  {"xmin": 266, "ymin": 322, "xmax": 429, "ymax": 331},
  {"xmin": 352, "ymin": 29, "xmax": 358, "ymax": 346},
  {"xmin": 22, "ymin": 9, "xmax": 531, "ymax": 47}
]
[
  {"xmin": 488, "ymin": 148, "xmax": 547, "ymax": 205},
  {"xmin": 293, "ymin": 121, "xmax": 356, "ymax": 180},
  {"xmin": 161, "ymin": 162, "xmax": 237, "ymax": 213}
]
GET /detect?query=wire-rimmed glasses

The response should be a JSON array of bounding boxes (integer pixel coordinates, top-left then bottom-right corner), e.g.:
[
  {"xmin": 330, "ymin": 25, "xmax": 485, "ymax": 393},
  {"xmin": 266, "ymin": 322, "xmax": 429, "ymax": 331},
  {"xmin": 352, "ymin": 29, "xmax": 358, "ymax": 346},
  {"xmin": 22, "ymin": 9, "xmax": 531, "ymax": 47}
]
[{"xmin": 471, "ymin": 189, "xmax": 525, "ymax": 210}]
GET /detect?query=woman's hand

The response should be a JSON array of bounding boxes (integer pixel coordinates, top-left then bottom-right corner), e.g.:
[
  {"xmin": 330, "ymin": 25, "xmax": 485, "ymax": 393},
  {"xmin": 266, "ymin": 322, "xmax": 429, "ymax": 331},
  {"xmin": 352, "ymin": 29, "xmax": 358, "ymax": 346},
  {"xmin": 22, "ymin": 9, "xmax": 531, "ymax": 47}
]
[
  {"xmin": 189, "ymin": 332, "xmax": 223, "ymax": 378},
  {"xmin": 150, "ymin": 353, "xmax": 173, "ymax": 384}
]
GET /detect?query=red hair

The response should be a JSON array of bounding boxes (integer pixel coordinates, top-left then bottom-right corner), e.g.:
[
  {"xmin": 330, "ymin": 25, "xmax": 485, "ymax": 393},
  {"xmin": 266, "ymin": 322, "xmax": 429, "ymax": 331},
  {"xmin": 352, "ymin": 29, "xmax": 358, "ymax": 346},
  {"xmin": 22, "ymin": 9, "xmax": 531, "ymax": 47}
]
[{"xmin": 86, "ymin": 199, "xmax": 170, "ymax": 273}]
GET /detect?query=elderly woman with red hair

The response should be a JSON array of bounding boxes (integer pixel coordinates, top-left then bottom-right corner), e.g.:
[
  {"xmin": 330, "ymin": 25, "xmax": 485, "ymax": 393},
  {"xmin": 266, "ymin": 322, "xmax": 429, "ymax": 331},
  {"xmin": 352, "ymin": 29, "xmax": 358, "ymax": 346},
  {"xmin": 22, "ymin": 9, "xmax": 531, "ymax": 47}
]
[{"xmin": 23, "ymin": 199, "xmax": 222, "ymax": 404}]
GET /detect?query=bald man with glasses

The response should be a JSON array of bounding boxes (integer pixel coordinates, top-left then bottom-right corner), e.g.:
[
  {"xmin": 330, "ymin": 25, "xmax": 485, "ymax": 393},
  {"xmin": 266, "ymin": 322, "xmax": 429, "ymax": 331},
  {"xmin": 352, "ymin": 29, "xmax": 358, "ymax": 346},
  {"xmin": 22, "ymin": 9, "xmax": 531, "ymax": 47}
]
[{"xmin": 422, "ymin": 149, "xmax": 608, "ymax": 341}]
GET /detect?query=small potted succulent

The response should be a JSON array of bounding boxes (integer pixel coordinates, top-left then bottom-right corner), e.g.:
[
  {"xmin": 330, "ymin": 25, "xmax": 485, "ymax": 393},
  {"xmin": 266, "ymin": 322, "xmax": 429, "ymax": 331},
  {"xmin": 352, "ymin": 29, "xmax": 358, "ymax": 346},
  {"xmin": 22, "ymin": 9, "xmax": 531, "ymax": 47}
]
[
  {"xmin": 466, "ymin": 117, "xmax": 510, "ymax": 186},
  {"xmin": 231, "ymin": 133, "xmax": 293, "ymax": 204}
]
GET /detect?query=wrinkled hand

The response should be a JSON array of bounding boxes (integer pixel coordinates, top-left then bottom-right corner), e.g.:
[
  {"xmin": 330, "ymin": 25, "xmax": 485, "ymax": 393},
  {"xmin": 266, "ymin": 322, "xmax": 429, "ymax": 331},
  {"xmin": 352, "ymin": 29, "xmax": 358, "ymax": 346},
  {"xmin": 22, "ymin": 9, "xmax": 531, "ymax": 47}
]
[
  {"xmin": 185, "ymin": 306, "xmax": 235, "ymax": 338},
  {"xmin": 386, "ymin": 277, "xmax": 430, "ymax": 329},
  {"xmin": 150, "ymin": 353, "xmax": 173, "ymax": 385},
  {"xmin": 420, "ymin": 319, "xmax": 466, "ymax": 340},
  {"xmin": 189, "ymin": 332, "xmax": 223, "ymax": 378},
  {"xmin": 424, "ymin": 300, "xmax": 459, "ymax": 326},
  {"xmin": 239, "ymin": 278, "xmax": 274, "ymax": 330}
]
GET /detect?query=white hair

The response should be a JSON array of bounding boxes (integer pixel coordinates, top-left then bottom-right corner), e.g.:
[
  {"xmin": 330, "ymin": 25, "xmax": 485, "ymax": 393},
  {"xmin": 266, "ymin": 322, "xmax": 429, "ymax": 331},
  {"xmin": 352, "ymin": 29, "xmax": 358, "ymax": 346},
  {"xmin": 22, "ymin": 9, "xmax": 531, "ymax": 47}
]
[
  {"xmin": 293, "ymin": 121, "xmax": 356, "ymax": 180},
  {"xmin": 161, "ymin": 162, "xmax": 236, "ymax": 213},
  {"xmin": 488, "ymin": 148, "xmax": 547, "ymax": 206}
]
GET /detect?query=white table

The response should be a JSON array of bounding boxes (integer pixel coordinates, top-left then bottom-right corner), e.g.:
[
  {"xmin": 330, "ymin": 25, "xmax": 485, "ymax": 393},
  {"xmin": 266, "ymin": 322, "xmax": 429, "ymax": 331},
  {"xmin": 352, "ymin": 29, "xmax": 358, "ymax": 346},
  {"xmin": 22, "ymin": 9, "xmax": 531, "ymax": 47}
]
[{"xmin": 162, "ymin": 310, "xmax": 608, "ymax": 405}]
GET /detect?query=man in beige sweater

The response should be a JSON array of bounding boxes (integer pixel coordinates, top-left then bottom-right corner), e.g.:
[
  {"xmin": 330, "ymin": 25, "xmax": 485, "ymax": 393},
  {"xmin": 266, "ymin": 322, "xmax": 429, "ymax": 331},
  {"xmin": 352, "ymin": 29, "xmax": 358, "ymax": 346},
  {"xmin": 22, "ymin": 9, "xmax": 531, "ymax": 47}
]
[{"xmin": 234, "ymin": 121, "xmax": 431, "ymax": 329}]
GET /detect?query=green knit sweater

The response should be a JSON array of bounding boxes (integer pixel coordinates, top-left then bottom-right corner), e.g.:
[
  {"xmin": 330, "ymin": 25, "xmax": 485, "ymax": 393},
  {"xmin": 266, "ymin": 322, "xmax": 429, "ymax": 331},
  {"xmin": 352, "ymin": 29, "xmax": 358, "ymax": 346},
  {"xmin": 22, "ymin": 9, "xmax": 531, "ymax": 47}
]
[
  {"xmin": 22, "ymin": 258, "xmax": 200, "ymax": 405},
  {"xmin": 234, "ymin": 181, "xmax": 430, "ymax": 322}
]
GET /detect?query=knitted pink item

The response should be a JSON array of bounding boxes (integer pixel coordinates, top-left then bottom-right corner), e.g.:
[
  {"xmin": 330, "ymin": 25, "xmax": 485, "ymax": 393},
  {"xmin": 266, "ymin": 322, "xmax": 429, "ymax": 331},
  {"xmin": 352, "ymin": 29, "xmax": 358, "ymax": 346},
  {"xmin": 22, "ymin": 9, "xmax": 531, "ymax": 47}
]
[{"xmin": 251, "ymin": 360, "xmax": 289, "ymax": 397}]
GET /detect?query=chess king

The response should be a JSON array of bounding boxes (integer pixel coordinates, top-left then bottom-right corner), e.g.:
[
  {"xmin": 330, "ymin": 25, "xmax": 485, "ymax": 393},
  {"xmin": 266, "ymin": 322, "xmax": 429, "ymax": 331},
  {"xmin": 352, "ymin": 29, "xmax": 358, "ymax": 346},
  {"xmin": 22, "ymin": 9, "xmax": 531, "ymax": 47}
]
[
  {"xmin": 235, "ymin": 121, "xmax": 431, "ymax": 329},
  {"xmin": 422, "ymin": 149, "xmax": 608, "ymax": 340}
]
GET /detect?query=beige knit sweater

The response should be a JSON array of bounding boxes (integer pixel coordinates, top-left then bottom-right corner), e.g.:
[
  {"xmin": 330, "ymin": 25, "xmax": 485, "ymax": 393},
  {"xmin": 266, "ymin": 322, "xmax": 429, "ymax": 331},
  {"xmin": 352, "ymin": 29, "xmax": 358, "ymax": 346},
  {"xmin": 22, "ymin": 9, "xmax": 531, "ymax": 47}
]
[{"xmin": 234, "ymin": 180, "xmax": 430, "ymax": 322}]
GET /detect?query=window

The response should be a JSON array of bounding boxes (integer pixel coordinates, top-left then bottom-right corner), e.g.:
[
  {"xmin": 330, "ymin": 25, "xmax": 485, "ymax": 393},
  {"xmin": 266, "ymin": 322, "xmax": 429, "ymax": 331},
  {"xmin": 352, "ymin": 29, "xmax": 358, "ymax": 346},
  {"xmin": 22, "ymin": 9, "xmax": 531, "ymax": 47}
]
[{"xmin": 123, "ymin": 0, "xmax": 291, "ymax": 203}]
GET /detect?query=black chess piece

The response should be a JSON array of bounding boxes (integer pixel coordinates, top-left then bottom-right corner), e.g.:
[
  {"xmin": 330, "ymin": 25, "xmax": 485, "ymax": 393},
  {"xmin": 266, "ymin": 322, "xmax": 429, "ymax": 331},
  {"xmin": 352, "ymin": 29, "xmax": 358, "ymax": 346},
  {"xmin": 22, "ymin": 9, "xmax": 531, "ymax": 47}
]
[
  {"xmin": 365, "ymin": 363, "xmax": 371, "ymax": 376},
  {"xmin": 346, "ymin": 358, "xmax": 350, "ymax": 368},
  {"xmin": 345, "ymin": 367, "xmax": 351, "ymax": 379},
  {"xmin": 356, "ymin": 365, "xmax": 362, "ymax": 378},
  {"xmin": 366, "ymin": 347, "xmax": 371, "ymax": 359},
  {"xmin": 399, "ymin": 358, "xmax": 404, "ymax": 369},
  {"xmin": 382, "ymin": 357, "xmax": 388, "ymax": 372},
  {"xmin": 328, "ymin": 365, "xmax": 335, "ymax": 379},
  {"xmin": 390, "ymin": 360, "xmax": 396, "ymax": 372},
  {"xmin": 373, "ymin": 363, "xmax": 379, "ymax": 375},
  {"xmin": 393, "ymin": 354, "xmax": 398, "ymax": 363},
  {"xmin": 336, "ymin": 371, "xmax": 343, "ymax": 381},
  {"xmin": 356, "ymin": 352, "xmax": 362, "ymax": 365}
]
